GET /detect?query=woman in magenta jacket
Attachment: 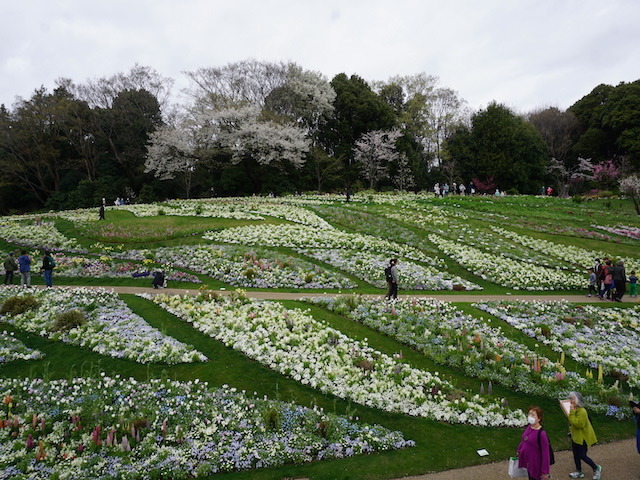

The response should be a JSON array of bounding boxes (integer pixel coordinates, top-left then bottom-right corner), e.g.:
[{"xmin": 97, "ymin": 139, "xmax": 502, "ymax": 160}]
[{"xmin": 517, "ymin": 406, "xmax": 551, "ymax": 480}]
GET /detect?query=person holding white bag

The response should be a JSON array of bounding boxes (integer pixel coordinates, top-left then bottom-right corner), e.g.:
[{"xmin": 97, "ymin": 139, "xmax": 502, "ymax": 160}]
[{"xmin": 512, "ymin": 406, "xmax": 551, "ymax": 480}]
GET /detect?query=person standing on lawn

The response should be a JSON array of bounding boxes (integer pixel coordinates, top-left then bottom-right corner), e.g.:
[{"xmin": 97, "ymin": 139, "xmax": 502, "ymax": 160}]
[
  {"xmin": 17, "ymin": 250, "xmax": 31, "ymax": 287},
  {"xmin": 516, "ymin": 406, "xmax": 551, "ymax": 480},
  {"xmin": 3, "ymin": 251, "xmax": 17, "ymax": 285},
  {"xmin": 567, "ymin": 391, "xmax": 602, "ymax": 479},
  {"xmin": 41, "ymin": 250, "xmax": 55, "ymax": 288}
]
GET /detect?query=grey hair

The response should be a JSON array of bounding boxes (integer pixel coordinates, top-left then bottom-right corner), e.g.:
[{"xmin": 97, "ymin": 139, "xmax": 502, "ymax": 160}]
[{"xmin": 568, "ymin": 391, "xmax": 585, "ymax": 408}]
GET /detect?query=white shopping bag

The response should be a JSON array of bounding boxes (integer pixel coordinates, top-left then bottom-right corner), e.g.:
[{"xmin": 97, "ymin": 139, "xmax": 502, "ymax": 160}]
[{"xmin": 508, "ymin": 457, "xmax": 529, "ymax": 477}]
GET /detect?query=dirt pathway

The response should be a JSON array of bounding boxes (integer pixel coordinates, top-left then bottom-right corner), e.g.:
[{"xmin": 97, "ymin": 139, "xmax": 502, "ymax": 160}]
[{"xmin": 400, "ymin": 438, "xmax": 639, "ymax": 480}]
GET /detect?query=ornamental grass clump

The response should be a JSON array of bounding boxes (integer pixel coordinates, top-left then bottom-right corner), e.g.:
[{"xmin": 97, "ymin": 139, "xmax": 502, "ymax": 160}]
[
  {"xmin": 0, "ymin": 295, "xmax": 39, "ymax": 316},
  {"xmin": 50, "ymin": 309, "xmax": 87, "ymax": 332}
]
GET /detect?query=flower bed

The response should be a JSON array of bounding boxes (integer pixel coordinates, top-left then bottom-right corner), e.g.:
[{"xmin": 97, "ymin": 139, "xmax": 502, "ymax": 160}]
[
  {"xmin": 594, "ymin": 224, "xmax": 640, "ymax": 240},
  {"xmin": 0, "ymin": 331, "xmax": 43, "ymax": 364},
  {"xmin": 204, "ymin": 224, "xmax": 427, "ymax": 261},
  {"xmin": 493, "ymin": 226, "xmax": 640, "ymax": 272},
  {"xmin": 474, "ymin": 300, "xmax": 640, "ymax": 389},
  {"xmin": 387, "ymin": 208, "xmax": 573, "ymax": 270},
  {"xmin": 145, "ymin": 293, "xmax": 525, "ymax": 427},
  {"xmin": 53, "ymin": 254, "xmax": 201, "ymax": 283},
  {"xmin": 119, "ymin": 199, "xmax": 333, "ymax": 228},
  {"xmin": 299, "ymin": 249, "xmax": 480, "ymax": 290},
  {"xmin": 429, "ymin": 234, "xmax": 584, "ymax": 290},
  {"xmin": 0, "ymin": 287, "xmax": 206, "ymax": 364},
  {"xmin": 0, "ymin": 375, "xmax": 414, "ymax": 479},
  {"xmin": 304, "ymin": 297, "xmax": 617, "ymax": 412},
  {"xmin": 0, "ymin": 220, "xmax": 83, "ymax": 252},
  {"xmin": 150, "ymin": 245, "xmax": 355, "ymax": 289}
]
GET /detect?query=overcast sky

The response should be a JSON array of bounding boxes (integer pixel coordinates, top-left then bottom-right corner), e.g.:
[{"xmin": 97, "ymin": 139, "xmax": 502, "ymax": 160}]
[{"xmin": 2, "ymin": 0, "xmax": 639, "ymax": 113}]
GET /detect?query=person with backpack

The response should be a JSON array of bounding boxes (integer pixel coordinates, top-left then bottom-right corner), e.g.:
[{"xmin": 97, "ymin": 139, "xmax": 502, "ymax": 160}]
[
  {"xmin": 41, "ymin": 250, "xmax": 55, "ymax": 288},
  {"xmin": 567, "ymin": 391, "xmax": 602, "ymax": 479},
  {"xmin": 516, "ymin": 406, "xmax": 552, "ymax": 480},
  {"xmin": 384, "ymin": 258, "xmax": 399, "ymax": 300}
]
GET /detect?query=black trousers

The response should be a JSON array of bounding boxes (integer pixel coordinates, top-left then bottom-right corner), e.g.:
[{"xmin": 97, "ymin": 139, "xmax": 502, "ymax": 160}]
[
  {"xmin": 572, "ymin": 441, "xmax": 597, "ymax": 472},
  {"xmin": 386, "ymin": 281, "xmax": 398, "ymax": 299}
]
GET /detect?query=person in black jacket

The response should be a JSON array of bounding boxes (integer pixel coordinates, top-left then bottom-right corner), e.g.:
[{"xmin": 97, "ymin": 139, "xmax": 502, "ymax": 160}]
[
  {"xmin": 41, "ymin": 251, "xmax": 55, "ymax": 287},
  {"xmin": 611, "ymin": 260, "xmax": 627, "ymax": 302}
]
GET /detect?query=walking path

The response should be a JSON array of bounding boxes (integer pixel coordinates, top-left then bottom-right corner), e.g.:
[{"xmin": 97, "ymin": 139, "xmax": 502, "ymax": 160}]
[{"xmin": 400, "ymin": 438, "xmax": 639, "ymax": 480}]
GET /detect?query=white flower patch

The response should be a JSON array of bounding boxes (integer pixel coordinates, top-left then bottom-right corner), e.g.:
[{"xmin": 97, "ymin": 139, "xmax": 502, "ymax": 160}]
[
  {"xmin": 205, "ymin": 224, "xmax": 427, "ymax": 261},
  {"xmin": 0, "ymin": 287, "xmax": 206, "ymax": 364},
  {"xmin": 429, "ymin": 234, "xmax": 584, "ymax": 290},
  {"xmin": 0, "ymin": 330, "xmax": 44, "ymax": 363},
  {"xmin": 299, "ymin": 248, "xmax": 480, "ymax": 290},
  {"xmin": 145, "ymin": 293, "xmax": 526, "ymax": 427},
  {"xmin": 0, "ymin": 220, "xmax": 83, "ymax": 251}
]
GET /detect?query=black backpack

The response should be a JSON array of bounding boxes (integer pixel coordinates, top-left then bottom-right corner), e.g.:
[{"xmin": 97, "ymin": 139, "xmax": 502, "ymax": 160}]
[
  {"xmin": 538, "ymin": 428, "xmax": 555, "ymax": 465},
  {"xmin": 384, "ymin": 265, "xmax": 393, "ymax": 282}
]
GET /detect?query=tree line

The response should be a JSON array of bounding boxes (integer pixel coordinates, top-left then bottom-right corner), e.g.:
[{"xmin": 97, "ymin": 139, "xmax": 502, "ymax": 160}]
[{"xmin": 1, "ymin": 60, "xmax": 639, "ymax": 214}]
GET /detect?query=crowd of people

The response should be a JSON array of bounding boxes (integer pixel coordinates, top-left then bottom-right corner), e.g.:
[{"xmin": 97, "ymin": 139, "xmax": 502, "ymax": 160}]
[
  {"xmin": 3, "ymin": 250, "xmax": 55, "ymax": 288},
  {"xmin": 589, "ymin": 258, "xmax": 637, "ymax": 302},
  {"xmin": 433, "ymin": 182, "xmax": 476, "ymax": 196}
]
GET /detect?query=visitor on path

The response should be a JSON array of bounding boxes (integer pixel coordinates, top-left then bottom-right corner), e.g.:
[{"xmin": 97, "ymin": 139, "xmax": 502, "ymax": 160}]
[
  {"xmin": 598, "ymin": 260, "xmax": 613, "ymax": 300},
  {"xmin": 567, "ymin": 391, "xmax": 602, "ymax": 479},
  {"xmin": 433, "ymin": 183, "xmax": 440, "ymax": 197},
  {"xmin": 516, "ymin": 406, "xmax": 551, "ymax": 480},
  {"xmin": 459, "ymin": 183, "xmax": 466, "ymax": 195},
  {"xmin": 611, "ymin": 260, "xmax": 627, "ymax": 302},
  {"xmin": 3, "ymin": 251, "xmax": 17, "ymax": 285},
  {"xmin": 629, "ymin": 271, "xmax": 638, "ymax": 298},
  {"xmin": 17, "ymin": 250, "xmax": 31, "ymax": 287},
  {"xmin": 385, "ymin": 258, "xmax": 399, "ymax": 300},
  {"xmin": 587, "ymin": 269, "xmax": 597, "ymax": 297},
  {"xmin": 631, "ymin": 400, "xmax": 640, "ymax": 454},
  {"xmin": 594, "ymin": 259, "xmax": 602, "ymax": 293},
  {"xmin": 152, "ymin": 270, "xmax": 166, "ymax": 289},
  {"xmin": 40, "ymin": 250, "xmax": 55, "ymax": 288},
  {"xmin": 99, "ymin": 203, "xmax": 105, "ymax": 220}
]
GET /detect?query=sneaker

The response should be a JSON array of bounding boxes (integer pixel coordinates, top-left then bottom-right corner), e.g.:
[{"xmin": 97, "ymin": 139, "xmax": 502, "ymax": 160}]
[
  {"xmin": 593, "ymin": 465, "xmax": 602, "ymax": 480},
  {"xmin": 569, "ymin": 473, "xmax": 585, "ymax": 479},
  {"xmin": 587, "ymin": 294, "xmax": 592, "ymax": 297}
]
